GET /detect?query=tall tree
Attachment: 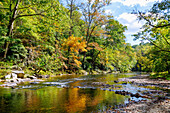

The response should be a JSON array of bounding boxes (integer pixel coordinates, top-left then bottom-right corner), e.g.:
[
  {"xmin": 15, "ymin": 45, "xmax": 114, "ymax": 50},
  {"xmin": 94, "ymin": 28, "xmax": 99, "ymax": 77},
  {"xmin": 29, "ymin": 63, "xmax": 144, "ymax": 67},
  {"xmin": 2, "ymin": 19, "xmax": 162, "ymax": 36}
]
[
  {"xmin": 133, "ymin": 0, "xmax": 170, "ymax": 74},
  {"xmin": 80, "ymin": 0, "xmax": 111, "ymax": 69},
  {"xmin": 0, "ymin": 0, "xmax": 61, "ymax": 58}
]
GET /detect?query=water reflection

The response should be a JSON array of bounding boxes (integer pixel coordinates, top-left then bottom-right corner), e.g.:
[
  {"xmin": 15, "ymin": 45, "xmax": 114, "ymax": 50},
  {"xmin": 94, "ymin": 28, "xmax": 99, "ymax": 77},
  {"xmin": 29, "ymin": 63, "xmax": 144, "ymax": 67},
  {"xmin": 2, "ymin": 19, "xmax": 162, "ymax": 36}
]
[{"xmin": 0, "ymin": 74, "xmax": 136, "ymax": 113}]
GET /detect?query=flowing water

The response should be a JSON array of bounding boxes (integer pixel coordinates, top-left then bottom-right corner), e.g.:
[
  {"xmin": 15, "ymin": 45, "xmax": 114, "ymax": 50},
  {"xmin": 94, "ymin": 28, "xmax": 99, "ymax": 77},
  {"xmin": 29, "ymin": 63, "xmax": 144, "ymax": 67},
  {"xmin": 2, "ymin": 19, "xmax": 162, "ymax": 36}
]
[{"xmin": 0, "ymin": 73, "xmax": 164, "ymax": 113}]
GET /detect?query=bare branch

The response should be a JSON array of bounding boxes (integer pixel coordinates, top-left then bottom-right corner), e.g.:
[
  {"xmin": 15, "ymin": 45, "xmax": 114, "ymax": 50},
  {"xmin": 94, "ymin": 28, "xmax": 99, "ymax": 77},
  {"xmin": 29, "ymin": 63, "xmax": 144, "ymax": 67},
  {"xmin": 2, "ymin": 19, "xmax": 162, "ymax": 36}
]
[
  {"xmin": 161, "ymin": 33, "xmax": 170, "ymax": 45},
  {"xmin": 138, "ymin": 11, "xmax": 170, "ymax": 28}
]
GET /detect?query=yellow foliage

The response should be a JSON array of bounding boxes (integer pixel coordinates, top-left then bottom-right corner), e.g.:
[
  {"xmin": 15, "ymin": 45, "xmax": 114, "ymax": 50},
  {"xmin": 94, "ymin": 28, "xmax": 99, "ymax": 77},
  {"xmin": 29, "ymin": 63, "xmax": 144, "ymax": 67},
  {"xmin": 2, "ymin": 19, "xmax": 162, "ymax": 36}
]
[
  {"xmin": 74, "ymin": 59, "xmax": 82, "ymax": 67},
  {"xmin": 62, "ymin": 35, "xmax": 87, "ymax": 68}
]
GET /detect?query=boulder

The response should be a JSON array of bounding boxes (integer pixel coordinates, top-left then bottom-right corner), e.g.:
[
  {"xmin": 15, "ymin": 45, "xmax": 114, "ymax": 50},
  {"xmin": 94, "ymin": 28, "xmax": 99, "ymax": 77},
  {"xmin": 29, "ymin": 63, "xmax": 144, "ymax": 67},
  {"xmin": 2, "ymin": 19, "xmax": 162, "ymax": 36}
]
[{"xmin": 12, "ymin": 70, "xmax": 24, "ymax": 78}]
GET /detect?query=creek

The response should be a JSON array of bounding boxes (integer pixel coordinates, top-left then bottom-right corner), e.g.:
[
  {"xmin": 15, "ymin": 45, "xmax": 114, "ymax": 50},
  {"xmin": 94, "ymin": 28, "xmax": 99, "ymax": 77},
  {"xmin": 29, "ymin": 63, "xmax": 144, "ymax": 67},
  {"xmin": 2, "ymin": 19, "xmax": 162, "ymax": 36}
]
[{"xmin": 0, "ymin": 73, "xmax": 167, "ymax": 113}]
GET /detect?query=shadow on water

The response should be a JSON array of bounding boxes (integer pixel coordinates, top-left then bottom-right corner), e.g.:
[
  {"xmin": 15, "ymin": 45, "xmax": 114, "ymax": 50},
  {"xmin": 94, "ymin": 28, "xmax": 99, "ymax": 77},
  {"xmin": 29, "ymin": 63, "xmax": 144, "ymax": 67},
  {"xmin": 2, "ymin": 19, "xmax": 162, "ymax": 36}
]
[{"xmin": 0, "ymin": 73, "xmax": 167, "ymax": 113}]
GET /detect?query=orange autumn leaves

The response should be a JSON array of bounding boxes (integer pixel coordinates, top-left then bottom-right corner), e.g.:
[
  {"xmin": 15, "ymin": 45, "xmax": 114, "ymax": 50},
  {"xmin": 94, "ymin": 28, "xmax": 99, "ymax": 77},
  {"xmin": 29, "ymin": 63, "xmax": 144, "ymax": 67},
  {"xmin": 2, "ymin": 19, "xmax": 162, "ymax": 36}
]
[
  {"xmin": 62, "ymin": 35, "xmax": 87, "ymax": 67},
  {"xmin": 62, "ymin": 35, "xmax": 104, "ymax": 68}
]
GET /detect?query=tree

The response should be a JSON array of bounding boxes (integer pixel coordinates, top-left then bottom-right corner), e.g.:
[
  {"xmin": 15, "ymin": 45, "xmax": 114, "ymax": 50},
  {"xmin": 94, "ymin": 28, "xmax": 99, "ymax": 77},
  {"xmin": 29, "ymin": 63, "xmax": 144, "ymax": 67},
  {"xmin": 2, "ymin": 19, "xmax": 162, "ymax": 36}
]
[
  {"xmin": 65, "ymin": 0, "xmax": 78, "ymax": 36},
  {"xmin": 133, "ymin": 0, "xmax": 170, "ymax": 74},
  {"xmin": 133, "ymin": 0, "xmax": 170, "ymax": 52},
  {"xmin": 80, "ymin": 0, "xmax": 111, "ymax": 69},
  {"xmin": 0, "ymin": 0, "xmax": 61, "ymax": 59},
  {"xmin": 132, "ymin": 43, "xmax": 153, "ymax": 72},
  {"xmin": 61, "ymin": 35, "xmax": 87, "ymax": 72}
]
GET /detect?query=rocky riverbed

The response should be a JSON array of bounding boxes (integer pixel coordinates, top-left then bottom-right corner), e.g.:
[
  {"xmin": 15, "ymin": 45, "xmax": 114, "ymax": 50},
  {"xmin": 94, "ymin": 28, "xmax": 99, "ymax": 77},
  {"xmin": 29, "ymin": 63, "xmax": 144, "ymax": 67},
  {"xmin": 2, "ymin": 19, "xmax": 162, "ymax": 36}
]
[
  {"xmin": 119, "ymin": 74, "xmax": 170, "ymax": 89},
  {"xmin": 0, "ymin": 70, "xmax": 47, "ymax": 87},
  {"xmin": 101, "ymin": 74, "xmax": 170, "ymax": 113},
  {"xmin": 103, "ymin": 98, "xmax": 170, "ymax": 113}
]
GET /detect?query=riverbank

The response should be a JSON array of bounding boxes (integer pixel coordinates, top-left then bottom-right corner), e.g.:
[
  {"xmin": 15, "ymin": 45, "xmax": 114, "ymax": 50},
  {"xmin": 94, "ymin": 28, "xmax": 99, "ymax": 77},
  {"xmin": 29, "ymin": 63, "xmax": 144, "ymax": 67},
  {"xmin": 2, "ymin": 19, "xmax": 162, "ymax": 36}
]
[
  {"xmin": 112, "ymin": 74, "xmax": 170, "ymax": 113},
  {"xmin": 0, "ymin": 76, "xmax": 45, "ymax": 87},
  {"xmin": 91, "ymin": 74, "xmax": 170, "ymax": 113}
]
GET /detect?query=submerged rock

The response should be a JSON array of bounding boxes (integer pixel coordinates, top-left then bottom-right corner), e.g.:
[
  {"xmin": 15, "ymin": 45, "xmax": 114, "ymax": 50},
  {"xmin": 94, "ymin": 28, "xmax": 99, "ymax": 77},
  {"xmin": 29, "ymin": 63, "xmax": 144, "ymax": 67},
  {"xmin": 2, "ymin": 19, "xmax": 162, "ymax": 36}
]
[{"xmin": 122, "ymin": 82, "xmax": 127, "ymax": 85}]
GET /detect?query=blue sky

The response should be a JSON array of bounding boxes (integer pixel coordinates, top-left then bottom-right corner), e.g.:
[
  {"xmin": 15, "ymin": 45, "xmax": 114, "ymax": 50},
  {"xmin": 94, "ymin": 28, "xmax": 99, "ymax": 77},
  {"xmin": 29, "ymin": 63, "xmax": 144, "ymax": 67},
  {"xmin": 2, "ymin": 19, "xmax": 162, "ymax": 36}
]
[{"xmin": 104, "ymin": 0, "xmax": 161, "ymax": 45}]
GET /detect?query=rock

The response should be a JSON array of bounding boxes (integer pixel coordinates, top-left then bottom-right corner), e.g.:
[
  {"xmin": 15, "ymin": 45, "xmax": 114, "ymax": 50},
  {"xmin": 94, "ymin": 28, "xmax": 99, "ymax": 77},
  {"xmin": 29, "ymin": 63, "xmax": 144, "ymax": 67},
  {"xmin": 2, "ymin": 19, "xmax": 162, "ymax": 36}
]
[
  {"xmin": 115, "ymin": 91, "xmax": 121, "ymax": 94},
  {"xmin": 12, "ymin": 70, "xmax": 24, "ymax": 78},
  {"xmin": 130, "ymin": 93, "xmax": 135, "ymax": 97},
  {"xmin": 114, "ymin": 80, "xmax": 119, "ymax": 83},
  {"xmin": 11, "ymin": 73, "xmax": 17, "ymax": 79},
  {"xmin": 5, "ymin": 74, "xmax": 11, "ymax": 79}
]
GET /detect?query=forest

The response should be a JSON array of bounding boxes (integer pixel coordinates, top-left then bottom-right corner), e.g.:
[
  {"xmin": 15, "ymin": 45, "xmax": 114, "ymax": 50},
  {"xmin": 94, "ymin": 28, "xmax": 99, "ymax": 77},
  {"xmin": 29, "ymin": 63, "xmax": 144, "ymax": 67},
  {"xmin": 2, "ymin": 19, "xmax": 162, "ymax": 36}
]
[{"xmin": 0, "ymin": 0, "xmax": 169, "ymax": 79}]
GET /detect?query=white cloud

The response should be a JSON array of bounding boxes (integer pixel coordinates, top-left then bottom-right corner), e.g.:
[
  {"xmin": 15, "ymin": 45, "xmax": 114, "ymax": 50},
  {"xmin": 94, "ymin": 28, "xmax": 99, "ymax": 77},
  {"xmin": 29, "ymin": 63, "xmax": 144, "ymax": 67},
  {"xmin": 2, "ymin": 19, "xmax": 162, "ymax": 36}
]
[
  {"xmin": 111, "ymin": 0, "xmax": 161, "ymax": 6},
  {"xmin": 117, "ymin": 12, "xmax": 145, "ymax": 45},
  {"xmin": 117, "ymin": 13, "xmax": 144, "ymax": 34},
  {"xmin": 105, "ymin": 9, "xmax": 113, "ymax": 14}
]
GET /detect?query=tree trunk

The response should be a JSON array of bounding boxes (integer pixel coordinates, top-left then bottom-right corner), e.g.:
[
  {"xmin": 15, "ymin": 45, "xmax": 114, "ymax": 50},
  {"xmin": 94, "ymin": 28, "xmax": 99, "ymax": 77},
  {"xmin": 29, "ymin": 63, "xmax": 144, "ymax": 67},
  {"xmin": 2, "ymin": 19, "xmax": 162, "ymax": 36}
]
[{"xmin": 4, "ymin": 0, "xmax": 20, "ymax": 58}]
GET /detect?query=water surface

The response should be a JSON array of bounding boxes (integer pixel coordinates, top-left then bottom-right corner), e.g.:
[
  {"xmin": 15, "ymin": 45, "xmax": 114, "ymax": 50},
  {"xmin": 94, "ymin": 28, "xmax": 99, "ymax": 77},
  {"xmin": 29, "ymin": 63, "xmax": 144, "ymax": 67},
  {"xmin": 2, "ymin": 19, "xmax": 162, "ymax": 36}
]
[{"xmin": 0, "ymin": 73, "xmax": 157, "ymax": 113}]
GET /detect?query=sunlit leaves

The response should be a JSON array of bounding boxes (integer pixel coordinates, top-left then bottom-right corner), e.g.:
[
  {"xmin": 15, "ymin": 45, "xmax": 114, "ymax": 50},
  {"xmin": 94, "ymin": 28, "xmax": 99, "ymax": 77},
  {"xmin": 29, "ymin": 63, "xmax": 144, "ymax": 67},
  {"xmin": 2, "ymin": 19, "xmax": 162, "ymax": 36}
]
[{"xmin": 62, "ymin": 35, "xmax": 87, "ymax": 68}]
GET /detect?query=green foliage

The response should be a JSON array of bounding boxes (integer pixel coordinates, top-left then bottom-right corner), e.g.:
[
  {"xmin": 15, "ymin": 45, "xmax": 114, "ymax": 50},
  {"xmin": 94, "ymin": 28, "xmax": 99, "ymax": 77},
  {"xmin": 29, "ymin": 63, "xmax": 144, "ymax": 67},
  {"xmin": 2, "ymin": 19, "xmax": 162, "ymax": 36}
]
[
  {"xmin": 133, "ymin": 0, "xmax": 170, "ymax": 75},
  {"xmin": 0, "ymin": 36, "xmax": 27, "ymax": 61},
  {"xmin": 2, "ymin": 0, "xmax": 168, "ymax": 76},
  {"xmin": 150, "ymin": 72, "xmax": 170, "ymax": 80}
]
